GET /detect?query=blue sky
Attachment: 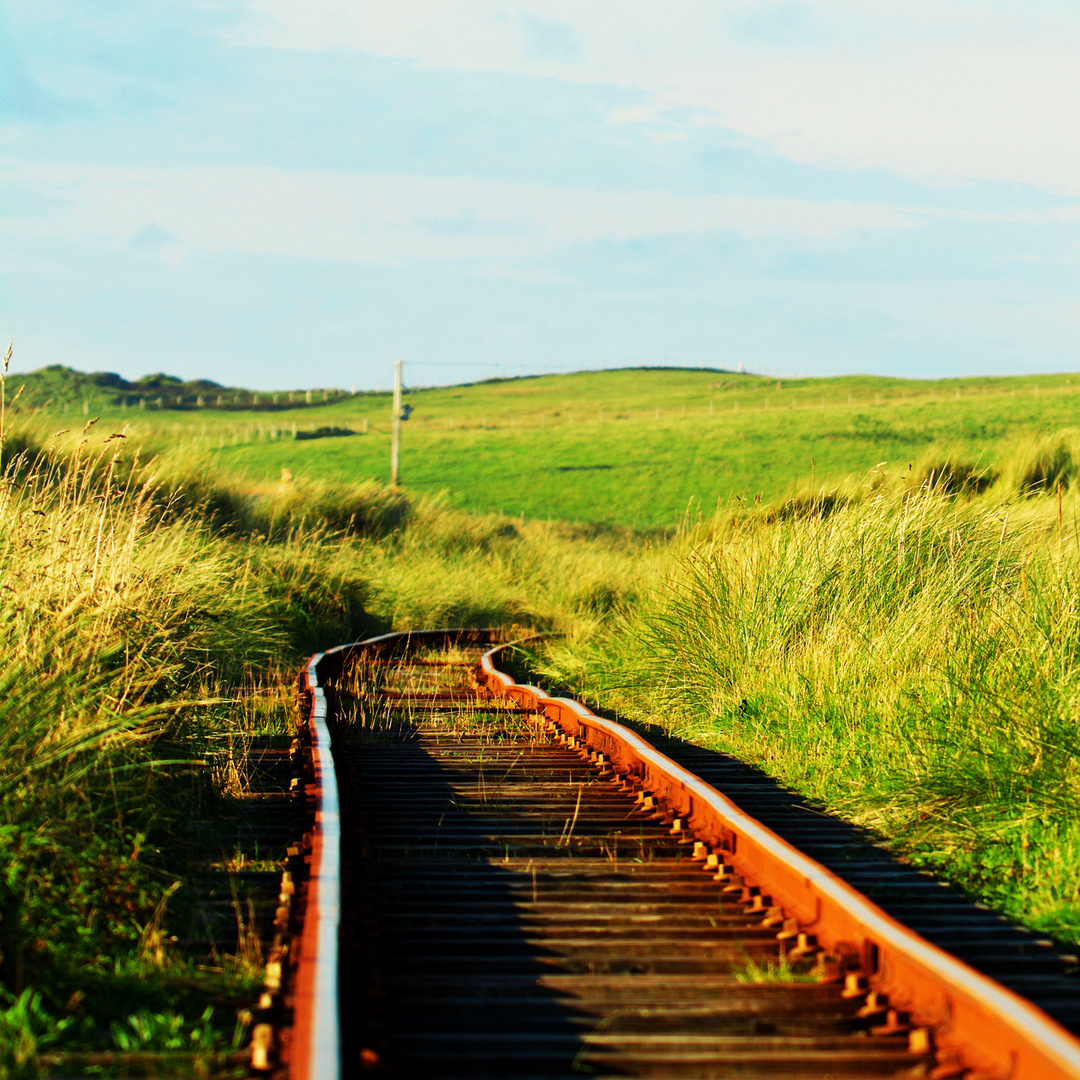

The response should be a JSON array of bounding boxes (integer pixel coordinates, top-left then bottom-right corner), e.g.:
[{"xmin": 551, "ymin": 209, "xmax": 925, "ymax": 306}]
[{"xmin": 2, "ymin": 1, "xmax": 1078, "ymax": 390}]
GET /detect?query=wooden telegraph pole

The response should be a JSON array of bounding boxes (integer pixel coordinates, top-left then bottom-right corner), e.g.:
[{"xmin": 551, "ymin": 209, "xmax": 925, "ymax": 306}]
[{"xmin": 390, "ymin": 358, "xmax": 402, "ymax": 486}]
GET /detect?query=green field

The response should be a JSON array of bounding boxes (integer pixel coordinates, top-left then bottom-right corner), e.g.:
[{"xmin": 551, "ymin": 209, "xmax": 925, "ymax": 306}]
[
  {"xmin": 197, "ymin": 369, "xmax": 1080, "ymax": 525},
  {"xmin": 16, "ymin": 366, "xmax": 1080, "ymax": 526}
]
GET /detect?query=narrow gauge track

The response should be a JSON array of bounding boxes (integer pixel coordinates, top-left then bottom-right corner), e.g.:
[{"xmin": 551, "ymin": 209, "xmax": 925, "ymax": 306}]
[{"xmin": 285, "ymin": 631, "xmax": 1080, "ymax": 1080}]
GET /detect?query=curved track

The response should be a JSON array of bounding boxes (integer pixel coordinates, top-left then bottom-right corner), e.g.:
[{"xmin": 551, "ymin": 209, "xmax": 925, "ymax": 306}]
[{"xmin": 277, "ymin": 630, "xmax": 1080, "ymax": 1079}]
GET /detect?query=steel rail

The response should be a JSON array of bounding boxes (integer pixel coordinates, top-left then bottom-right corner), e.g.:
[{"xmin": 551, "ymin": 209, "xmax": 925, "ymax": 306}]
[
  {"xmin": 478, "ymin": 640, "xmax": 1080, "ymax": 1080},
  {"xmin": 290, "ymin": 654, "xmax": 341, "ymax": 1080}
]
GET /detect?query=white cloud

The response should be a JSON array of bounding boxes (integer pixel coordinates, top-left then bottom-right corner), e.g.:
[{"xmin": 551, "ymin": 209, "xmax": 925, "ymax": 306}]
[
  {"xmin": 238, "ymin": 0, "xmax": 1080, "ymax": 196},
  {"xmin": 0, "ymin": 162, "xmax": 923, "ymax": 265}
]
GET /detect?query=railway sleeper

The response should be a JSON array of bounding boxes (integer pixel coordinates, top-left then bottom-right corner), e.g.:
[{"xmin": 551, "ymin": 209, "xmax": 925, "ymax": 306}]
[{"xmin": 283, "ymin": 635, "xmax": 1080, "ymax": 1080}]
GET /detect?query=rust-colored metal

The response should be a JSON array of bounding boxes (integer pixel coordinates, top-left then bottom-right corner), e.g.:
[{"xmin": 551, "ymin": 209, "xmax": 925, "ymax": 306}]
[
  {"xmin": 478, "ymin": 640, "xmax": 1080, "ymax": 1080},
  {"xmin": 289, "ymin": 655, "xmax": 340, "ymax": 1080},
  {"xmin": 287, "ymin": 630, "xmax": 497, "ymax": 1078}
]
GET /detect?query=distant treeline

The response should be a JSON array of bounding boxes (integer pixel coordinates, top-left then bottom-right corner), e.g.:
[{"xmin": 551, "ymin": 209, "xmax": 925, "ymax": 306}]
[{"xmin": 6, "ymin": 364, "xmax": 386, "ymax": 412}]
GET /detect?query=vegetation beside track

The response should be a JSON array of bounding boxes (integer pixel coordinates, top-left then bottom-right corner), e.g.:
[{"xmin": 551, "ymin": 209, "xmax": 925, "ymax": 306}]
[
  {"xmin": 542, "ymin": 464, "xmax": 1080, "ymax": 949},
  {"xmin": 7, "ymin": 360, "xmax": 1080, "ymax": 1068},
  {"xmin": 0, "ymin": 423, "xmax": 366, "ymax": 1075}
]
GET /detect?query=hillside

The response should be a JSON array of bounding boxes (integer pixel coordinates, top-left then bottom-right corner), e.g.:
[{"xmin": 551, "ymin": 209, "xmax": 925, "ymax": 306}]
[{"xmin": 9, "ymin": 365, "xmax": 1080, "ymax": 526}]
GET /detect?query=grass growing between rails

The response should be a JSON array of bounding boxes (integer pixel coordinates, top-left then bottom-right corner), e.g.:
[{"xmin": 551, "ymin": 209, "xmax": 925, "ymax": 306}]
[
  {"xmin": 0, "ymin": 412, "xmax": 650, "ymax": 1074},
  {"xmin": 541, "ymin": 462, "xmax": 1080, "ymax": 947}
]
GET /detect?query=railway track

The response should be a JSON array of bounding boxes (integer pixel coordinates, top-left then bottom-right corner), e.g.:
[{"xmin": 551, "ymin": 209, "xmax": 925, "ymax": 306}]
[{"xmin": 272, "ymin": 630, "xmax": 1080, "ymax": 1079}]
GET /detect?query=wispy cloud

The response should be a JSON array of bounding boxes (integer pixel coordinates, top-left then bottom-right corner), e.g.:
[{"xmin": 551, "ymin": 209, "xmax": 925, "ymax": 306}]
[
  {"xmin": 521, "ymin": 14, "xmax": 584, "ymax": 62},
  {"xmin": 2, "ymin": 161, "xmax": 925, "ymax": 266},
  {"xmin": 241, "ymin": 1, "xmax": 1080, "ymax": 195}
]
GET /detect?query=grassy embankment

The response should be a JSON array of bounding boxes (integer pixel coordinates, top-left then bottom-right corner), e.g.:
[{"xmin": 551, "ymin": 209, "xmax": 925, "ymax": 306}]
[
  {"xmin": 6, "ymin": 361, "xmax": 1080, "ymax": 1070},
  {"xmin": 0, "ymin": 425, "xmax": 373, "ymax": 1074},
  {"xmin": 541, "ymin": 434, "xmax": 1080, "ymax": 947}
]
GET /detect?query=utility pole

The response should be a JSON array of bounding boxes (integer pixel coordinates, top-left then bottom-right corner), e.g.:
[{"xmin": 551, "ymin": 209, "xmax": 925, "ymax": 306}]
[{"xmin": 390, "ymin": 358, "xmax": 402, "ymax": 486}]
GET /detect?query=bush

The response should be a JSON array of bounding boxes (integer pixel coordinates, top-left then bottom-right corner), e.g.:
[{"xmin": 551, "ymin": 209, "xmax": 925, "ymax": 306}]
[
  {"xmin": 1015, "ymin": 436, "xmax": 1075, "ymax": 496},
  {"xmin": 913, "ymin": 458, "xmax": 996, "ymax": 496},
  {"xmin": 294, "ymin": 425, "xmax": 355, "ymax": 441}
]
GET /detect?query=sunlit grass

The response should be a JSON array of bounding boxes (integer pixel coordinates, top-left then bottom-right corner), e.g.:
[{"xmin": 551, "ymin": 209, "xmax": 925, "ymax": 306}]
[
  {"xmin": 733, "ymin": 955, "xmax": 817, "ymax": 984},
  {"xmin": 544, "ymin": 465, "xmax": 1080, "ymax": 945}
]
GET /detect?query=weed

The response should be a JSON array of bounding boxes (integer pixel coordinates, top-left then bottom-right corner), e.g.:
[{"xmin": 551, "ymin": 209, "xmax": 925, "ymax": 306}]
[
  {"xmin": 109, "ymin": 1006, "xmax": 219, "ymax": 1053},
  {"xmin": 733, "ymin": 956, "xmax": 816, "ymax": 984},
  {"xmin": 0, "ymin": 988, "xmax": 82, "ymax": 1080}
]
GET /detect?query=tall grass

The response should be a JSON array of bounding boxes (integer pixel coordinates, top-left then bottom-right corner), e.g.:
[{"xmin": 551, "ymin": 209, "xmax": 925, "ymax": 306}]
[
  {"xmin": 135, "ymin": 423, "xmax": 650, "ymax": 638},
  {"xmin": 0, "ymin": 408, "xmax": 650, "ymax": 1066},
  {"xmin": 997, "ymin": 431, "xmax": 1078, "ymax": 496},
  {"xmin": 546, "ymin": 473, "xmax": 1080, "ymax": 942},
  {"xmin": 0, "ymin": 417, "xmax": 420, "ymax": 1067},
  {"xmin": 0, "ymin": 429, "xmax": 279, "ymax": 1012}
]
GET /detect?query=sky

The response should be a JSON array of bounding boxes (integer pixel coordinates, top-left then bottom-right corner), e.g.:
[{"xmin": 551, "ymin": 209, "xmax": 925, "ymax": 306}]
[{"xmin": 1, "ymin": 2, "xmax": 1079, "ymax": 391}]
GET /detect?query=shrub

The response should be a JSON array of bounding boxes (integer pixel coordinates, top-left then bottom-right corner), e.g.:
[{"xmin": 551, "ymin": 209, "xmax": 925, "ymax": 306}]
[
  {"xmin": 1015, "ymin": 435, "xmax": 1075, "ymax": 496},
  {"xmin": 913, "ymin": 458, "xmax": 996, "ymax": 496}
]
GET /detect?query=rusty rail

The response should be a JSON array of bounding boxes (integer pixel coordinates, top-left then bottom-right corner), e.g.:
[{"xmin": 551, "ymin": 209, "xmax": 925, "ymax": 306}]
[
  {"xmin": 288, "ymin": 654, "xmax": 341, "ymax": 1080},
  {"xmin": 478, "ymin": 639, "xmax": 1080, "ymax": 1080},
  {"xmin": 288, "ymin": 630, "xmax": 494, "ymax": 1077}
]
